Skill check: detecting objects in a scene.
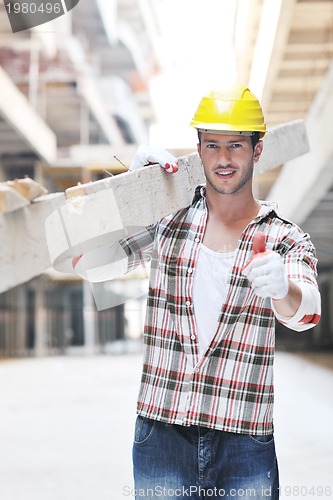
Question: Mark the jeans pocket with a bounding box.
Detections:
[249,433,274,445]
[134,416,156,445]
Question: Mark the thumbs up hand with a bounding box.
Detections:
[242,232,289,300]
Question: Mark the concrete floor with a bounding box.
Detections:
[0,351,332,499]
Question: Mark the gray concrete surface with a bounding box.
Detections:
[0,352,332,499]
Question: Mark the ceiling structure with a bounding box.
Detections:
[234,0,333,268]
[236,0,333,166]
[236,0,333,126]
[0,0,161,160]
[0,0,332,269]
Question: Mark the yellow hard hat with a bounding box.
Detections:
[190,83,266,138]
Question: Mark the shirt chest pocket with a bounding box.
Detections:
[158,238,198,298]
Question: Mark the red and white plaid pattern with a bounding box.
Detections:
[120,186,320,435]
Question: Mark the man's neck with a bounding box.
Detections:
[205,187,260,224]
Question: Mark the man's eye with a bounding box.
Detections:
[230,143,242,149]
[207,143,218,149]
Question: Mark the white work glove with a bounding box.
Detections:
[242,232,289,300]
[130,145,178,174]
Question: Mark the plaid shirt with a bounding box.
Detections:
[99,186,320,434]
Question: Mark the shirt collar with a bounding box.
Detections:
[254,200,281,221]
[192,185,282,221]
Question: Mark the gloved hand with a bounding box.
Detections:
[130,145,178,174]
[242,232,289,300]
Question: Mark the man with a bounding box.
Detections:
[73,84,321,499]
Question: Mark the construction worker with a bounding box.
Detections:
[73,84,321,499]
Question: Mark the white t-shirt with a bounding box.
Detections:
[192,244,236,358]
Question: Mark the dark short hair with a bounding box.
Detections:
[250,132,260,149]
[197,130,260,150]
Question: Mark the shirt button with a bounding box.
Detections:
[187,268,193,274]
[185,300,192,307]
[195,237,200,243]
[191,335,196,341]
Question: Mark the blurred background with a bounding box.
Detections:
[1,0,333,356]
[0,0,332,498]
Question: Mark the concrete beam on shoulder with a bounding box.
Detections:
[47,120,309,274]
[0,193,65,293]
[0,120,309,291]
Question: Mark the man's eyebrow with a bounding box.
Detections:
[202,138,219,143]
[202,138,247,144]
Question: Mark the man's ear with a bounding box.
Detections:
[253,140,263,163]
[197,142,201,158]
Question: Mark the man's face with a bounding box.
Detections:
[197,133,263,196]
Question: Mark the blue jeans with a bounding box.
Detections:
[132,417,279,499]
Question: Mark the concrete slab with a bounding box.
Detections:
[0,352,331,499]
[0,120,309,291]
[0,192,66,293]
[49,120,309,274]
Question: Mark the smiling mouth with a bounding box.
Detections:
[215,169,236,178]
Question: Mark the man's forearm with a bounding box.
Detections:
[272,280,302,318]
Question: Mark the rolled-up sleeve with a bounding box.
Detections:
[272,229,321,331]
[74,224,156,283]
[272,281,321,331]
[75,242,129,282]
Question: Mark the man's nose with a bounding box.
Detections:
[217,146,231,165]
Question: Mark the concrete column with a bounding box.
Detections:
[328,273,333,345]
[80,101,90,145]
[15,286,28,356]
[34,279,48,357]
[29,38,39,111]
[33,161,45,187]
[83,281,97,354]
[0,161,5,182]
